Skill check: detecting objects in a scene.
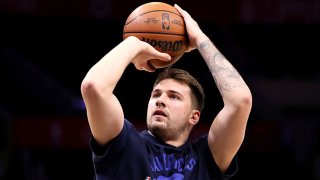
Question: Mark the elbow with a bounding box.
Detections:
[241,92,252,108]
[230,90,252,111]
[81,73,114,100]
[237,91,253,113]
[80,77,99,98]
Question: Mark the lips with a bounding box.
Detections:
[153,109,167,117]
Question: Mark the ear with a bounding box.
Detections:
[189,110,200,125]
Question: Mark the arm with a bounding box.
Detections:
[175,4,252,172]
[80,36,171,146]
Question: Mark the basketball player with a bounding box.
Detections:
[81,4,252,180]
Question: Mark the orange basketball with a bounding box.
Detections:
[123,2,188,69]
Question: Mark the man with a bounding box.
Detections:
[81,4,252,180]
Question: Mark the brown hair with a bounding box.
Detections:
[154,67,205,112]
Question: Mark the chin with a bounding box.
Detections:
[150,127,167,139]
[148,120,167,133]
[149,121,166,129]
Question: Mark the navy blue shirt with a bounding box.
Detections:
[90,119,238,180]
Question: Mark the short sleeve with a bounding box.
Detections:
[221,155,238,179]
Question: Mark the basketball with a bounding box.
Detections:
[123,2,188,69]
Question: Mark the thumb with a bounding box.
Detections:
[157,52,172,62]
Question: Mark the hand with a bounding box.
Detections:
[130,37,172,72]
[174,4,208,52]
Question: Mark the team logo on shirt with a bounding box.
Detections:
[148,153,196,179]
[146,173,184,180]
[157,173,184,179]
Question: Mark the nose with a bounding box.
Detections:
[156,99,165,108]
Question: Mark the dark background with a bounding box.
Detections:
[1,0,320,179]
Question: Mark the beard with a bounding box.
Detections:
[147,117,188,142]
[148,121,171,140]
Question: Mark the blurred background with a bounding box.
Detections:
[1,0,320,179]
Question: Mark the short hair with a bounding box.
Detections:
[153,67,205,112]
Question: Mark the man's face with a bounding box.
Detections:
[146,79,194,140]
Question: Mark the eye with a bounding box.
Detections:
[152,92,161,98]
[169,94,180,100]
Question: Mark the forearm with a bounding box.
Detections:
[81,37,140,145]
[82,36,140,93]
[197,38,250,104]
[199,38,252,172]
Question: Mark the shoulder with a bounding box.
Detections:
[90,119,142,156]
[192,134,239,178]
[192,134,209,148]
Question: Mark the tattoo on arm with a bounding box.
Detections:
[199,40,244,96]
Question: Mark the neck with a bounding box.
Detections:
[148,130,189,147]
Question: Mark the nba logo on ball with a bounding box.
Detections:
[123,2,188,69]
[162,13,170,30]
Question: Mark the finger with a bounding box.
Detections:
[185,48,191,53]
[174,4,188,18]
[133,63,143,70]
[174,4,182,13]
[145,62,156,72]
[155,52,172,62]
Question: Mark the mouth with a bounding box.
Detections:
[153,109,167,117]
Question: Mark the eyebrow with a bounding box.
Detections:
[152,89,183,97]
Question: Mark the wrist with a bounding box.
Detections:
[125,36,140,44]
[195,33,210,47]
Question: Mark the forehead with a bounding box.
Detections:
[153,79,190,94]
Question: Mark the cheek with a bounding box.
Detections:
[177,105,192,116]
[148,99,154,108]
[147,100,154,113]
